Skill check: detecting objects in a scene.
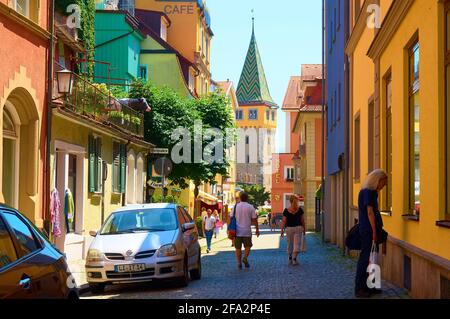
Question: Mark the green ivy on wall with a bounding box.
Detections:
[55,0,95,79]
[76,0,95,80]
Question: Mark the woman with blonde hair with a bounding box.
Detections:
[280,195,306,266]
[355,169,388,298]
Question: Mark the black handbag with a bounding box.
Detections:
[345,224,362,251]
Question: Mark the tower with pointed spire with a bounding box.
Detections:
[235,17,278,191]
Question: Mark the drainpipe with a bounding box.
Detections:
[122,139,132,207]
[321,0,326,243]
[344,0,351,256]
[45,0,55,233]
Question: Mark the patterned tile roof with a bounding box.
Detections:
[236,22,278,108]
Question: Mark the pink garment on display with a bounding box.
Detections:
[50,188,62,238]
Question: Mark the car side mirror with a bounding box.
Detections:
[89,230,98,237]
[182,223,195,232]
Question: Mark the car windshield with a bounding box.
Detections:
[100,208,178,235]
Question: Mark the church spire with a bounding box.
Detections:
[236,14,277,108]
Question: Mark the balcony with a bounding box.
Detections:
[55,71,144,137]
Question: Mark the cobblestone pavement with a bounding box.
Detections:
[81,227,409,299]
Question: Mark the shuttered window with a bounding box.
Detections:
[88,135,102,193]
[112,141,127,194]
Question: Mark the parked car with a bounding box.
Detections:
[0,204,78,299]
[85,203,201,293]
[257,214,268,225]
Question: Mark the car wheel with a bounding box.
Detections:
[190,250,202,280]
[89,283,106,294]
[177,256,189,287]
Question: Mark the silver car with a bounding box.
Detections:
[85,204,201,293]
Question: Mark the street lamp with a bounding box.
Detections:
[56,69,74,95]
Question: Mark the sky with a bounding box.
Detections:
[208,0,323,153]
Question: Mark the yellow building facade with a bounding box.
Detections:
[135,0,213,96]
[348,0,450,298]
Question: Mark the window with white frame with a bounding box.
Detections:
[161,19,168,41]
[11,0,29,18]
[285,167,295,181]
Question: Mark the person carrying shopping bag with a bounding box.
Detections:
[354,169,388,298]
[280,195,306,266]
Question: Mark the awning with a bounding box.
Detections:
[197,191,219,205]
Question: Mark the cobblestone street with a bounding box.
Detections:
[81,227,409,299]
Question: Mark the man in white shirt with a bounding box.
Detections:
[202,209,216,253]
[233,192,259,269]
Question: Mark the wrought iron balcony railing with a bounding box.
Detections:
[56,71,144,137]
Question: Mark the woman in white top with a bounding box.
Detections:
[202,209,216,253]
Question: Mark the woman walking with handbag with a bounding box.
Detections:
[280,195,306,266]
[354,169,388,298]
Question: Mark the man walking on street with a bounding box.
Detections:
[233,192,259,269]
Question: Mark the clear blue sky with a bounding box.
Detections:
[208,0,322,153]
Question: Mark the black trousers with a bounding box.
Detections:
[355,230,378,291]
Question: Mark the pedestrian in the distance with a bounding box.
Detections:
[233,192,260,269]
[280,195,306,266]
[213,209,221,238]
[355,169,388,298]
[202,209,216,253]
[267,212,272,231]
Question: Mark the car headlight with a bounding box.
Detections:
[157,244,177,257]
[87,249,104,263]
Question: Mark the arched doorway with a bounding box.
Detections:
[1,88,39,223]
[126,150,136,204]
[2,103,20,208]
[136,153,144,204]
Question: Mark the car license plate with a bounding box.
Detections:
[114,264,146,273]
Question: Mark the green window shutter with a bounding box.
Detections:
[96,138,102,192]
[88,135,95,193]
[120,144,127,194]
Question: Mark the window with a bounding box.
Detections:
[11,0,29,18]
[368,100,374,173]
[354,113,361,181]
[235,110,243,120]
[445,2,450,220]
[408,40,420,215]
[385,75,393,211]
[139,65,148,81]
[112,142,126,194]
[161,19,168,41]
[2,212,39,257]
[0,216,18,269]
[246,155,250,164]
[248,109,258,120]
[189,70,195,92]
[272,111,275,121]
[245,136,249,144]
[266,110,270,121]
[88,135,102,193]
[285,167,295,181]
[58,41,66,68]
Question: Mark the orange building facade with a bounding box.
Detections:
[271,153,296,215]
[0,0,50,228]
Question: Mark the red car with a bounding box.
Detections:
[0,204,78,299]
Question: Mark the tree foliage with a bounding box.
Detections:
[239,184,271,209]
[128,80,236,190]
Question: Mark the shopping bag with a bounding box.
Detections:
[300,232,306,252]
[369,242,378,265]
[293,232,301,254]
[227,204,238,240]
[367,242,381,289]
[345,223,361,250]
